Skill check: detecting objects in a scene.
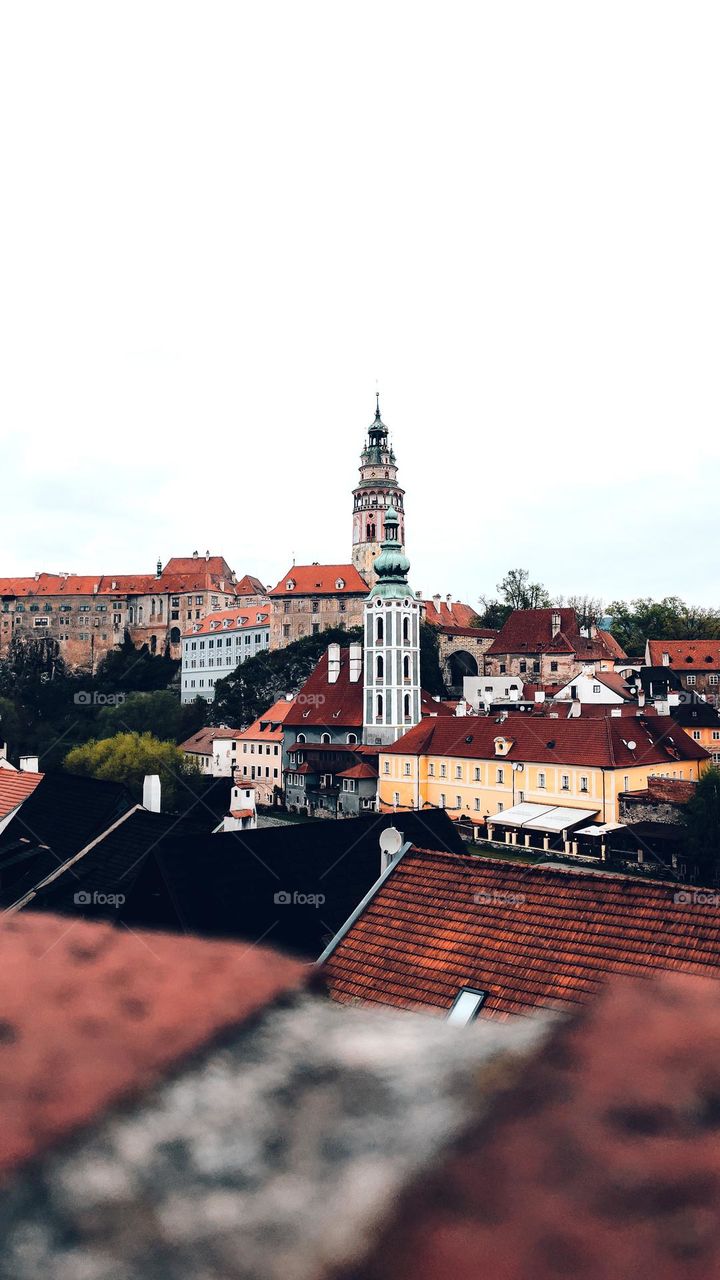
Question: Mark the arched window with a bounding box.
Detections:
[297,733,306,744]
[321,732,331,744]
[402,616,409,643]
[376,616,384,643]
[404,693,411,719]
[376,654,384,679]
[367,521,376,540]
[347,733,358,745]
[376,693,383,720]
[403,655,410,679]
[151,598,156,616]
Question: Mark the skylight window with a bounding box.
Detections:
[447,988,486,1026]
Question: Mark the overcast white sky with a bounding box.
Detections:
[1,3,719,609]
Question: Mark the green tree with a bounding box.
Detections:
[94,634,179,693]
[212,626,363,726]
[607,597,720,658]
[64,731,201,811]
[496,568,551,611]
[419,621,446,697]
[95,690,185,742]
[474,600,511,629]
[683,767,720,884]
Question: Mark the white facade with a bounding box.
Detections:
[553,671,626,704]
[222,781,258,832]
[363,595,422,746]
[464,675,526,710]
[181,609,270,703]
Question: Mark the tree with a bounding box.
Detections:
[94,691,186,742]
[555,595,604,628]
[496,568,551,611]
[419,622,446,697]
[212,627,364,726]
[683,767,720,884]
[64,731,201,811]
[606,597,720,658]
[94,634,179,693]
[475,599,511,630]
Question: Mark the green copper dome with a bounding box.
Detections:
[368,507,413,599]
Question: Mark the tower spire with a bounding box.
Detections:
[375,390,381,421]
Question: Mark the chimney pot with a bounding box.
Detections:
[143,774,162,812]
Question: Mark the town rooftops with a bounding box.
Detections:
[181,605,270,637]
[647,639,720,669]
[180,726,244,755]
[0,768,44,822]
[284,648,364,728]
[269,564,369,596]
[0,557,264,600]
[321,849,720,1019]
[383,713,708,768]
[235,573,267,596]
[236,698,295,742]
[487,608,627,661]
[422,599,480,628]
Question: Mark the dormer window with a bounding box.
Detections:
[335,578,345,590]
[286,579,295,591]
[493,736,513,757]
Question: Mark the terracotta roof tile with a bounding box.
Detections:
[422,600,480,628]
[181,605,270,636]
[488,608,627,661]
[647,639,720,669]
[236,698,295,742]
[284,648,364,728]
[180,726,244,754]
[0,769,44,821]
[323,851,720,1019]
[0,911,308,1174]
[268,564,369,596]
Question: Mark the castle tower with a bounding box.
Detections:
[363,507,421,747]
[352,395,405,587]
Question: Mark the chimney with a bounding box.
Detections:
[156,559,162,578]
[19,755,39,773]
[0,743,7,762]
[569,698,582,718]
[205,550,210,561]
[655,697,669,717]
[638,690,646,707]
[143,774,162,812]
[433,594,441,613]
[551,611,561,637]
[534,691,545,703]
[610,708,623,718]
[349,642,362,683]
[327,642,341,684]
[193,550,199,558]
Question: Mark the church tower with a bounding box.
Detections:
[352,395,405,587]
[363,506,421,747]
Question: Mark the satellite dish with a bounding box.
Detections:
[379,827,403,857]
[627,740,637,751]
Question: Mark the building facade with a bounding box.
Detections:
[646,640,720,707]
[234,697,294,806]
[0,556,266,669]
[268,564,368,648]
[485,608,627,687]
[363,507,422,747]
[180,605,270,704]
[377,714,708,827]
[352,395,405,586]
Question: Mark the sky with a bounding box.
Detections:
[1,2,719,611]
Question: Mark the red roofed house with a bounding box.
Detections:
[179,725,246,777]
[646,639,720,706]
[486,607,627,689]
[377,713,708,836]
[320,849,720,1020]
[0,553,268,669]
[180,604,271,704]
[268,563,369,648]
[0,765,44,836]
[235,697,294,806]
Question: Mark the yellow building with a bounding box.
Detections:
[378,714,708,831]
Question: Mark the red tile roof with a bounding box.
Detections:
[0,557,248,601]
[383,713,707,768]
[180,726,244,754]
[0,912,307,1174]
[181,605,270,637]
[488,608,627,661]
[0,769,44,821]
[284,648,364,728]
[422,599,480,628]
[269,564,369,596]
[322,851,720,1019]
[236,698,295,743]
[356,971,720,1280]
[647,639,720,669]
[337,761,379,780]
[235,573,267,596]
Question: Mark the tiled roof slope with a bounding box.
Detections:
[0,769,43,821]
[284,648,364,727]
[323,851,720,1018]
[235,573,267,595]
[384,713,707,767]
[488,608,627,661]
[182,605,270,636]
[269,564,369,596]
[422,600,480,628]
[180,726,243,754]
[647,639,720,669]
[237,698,295,741]
[0,911,307,1174]
[355,972,720,1280]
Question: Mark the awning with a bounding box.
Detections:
[489,803,598,832]
[574,822,626,837]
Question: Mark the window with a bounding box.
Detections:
[496,767,504,784]
[687,675,696,685]
[499,663,506,674]
[440,763,447,778]
[580,775,589,793]
[439,793,446,808]
[561,774,570,791]
[519,660,527,674]
[474,797,481,811]
[710,675,719,686]
[713,731,720,741]
[550,661,558,673]
[321,733,331,744]
[403,693,411,719]
[376,693,383,719]
[474,767,480,781]
[517,790,525,803]
[376,654,384,679]
[403,655,410,680]
[455,765,462,780]
[538,771,546,789]
[404,762,411,776]
[402,617,409,643]
[347,733,358,745]
[593,684,601,694]
[428,762,435,777]
[376,616,384,643]
[447,987,487,1025]
[384,761,390,774]
[393,791,400,806]
[456,795,462,809]
[693,730,701,741]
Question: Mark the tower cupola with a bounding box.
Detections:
[352,394,406,587]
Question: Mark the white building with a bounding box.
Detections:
[363,507,422,747]
[181,605,270,704]
[463,675,526,711]
[180,726,245,777]
[221,781,258,832]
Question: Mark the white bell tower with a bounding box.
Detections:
[363,507,421,746]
